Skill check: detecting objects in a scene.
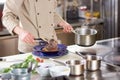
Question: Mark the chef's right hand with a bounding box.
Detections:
[13,26,35,44]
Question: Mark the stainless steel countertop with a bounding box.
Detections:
[32,65,120,80]
[31,37,120,80]
[32,61,120,80]
[1,38,119,80]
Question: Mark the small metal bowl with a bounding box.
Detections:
[11,68,31,80]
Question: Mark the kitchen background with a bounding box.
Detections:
[0,0,120,56]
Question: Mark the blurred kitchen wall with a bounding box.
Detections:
[100,0,119,38]
[79,0,120,39]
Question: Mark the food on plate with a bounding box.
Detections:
[42,39,58,52]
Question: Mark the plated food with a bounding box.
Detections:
[33,44,68,58]
[33,38,68,58]
[42,39,58,52]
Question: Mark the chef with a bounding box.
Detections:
[2,0,73,53]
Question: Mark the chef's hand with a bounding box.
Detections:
[58,21,73,33]
[13,26,35,44]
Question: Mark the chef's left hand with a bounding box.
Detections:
[59,21,73,33]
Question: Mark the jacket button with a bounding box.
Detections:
[36,0,38,2]
[52,35,54,38]
[51,24,54,26]
[37,13,40,15]
[39,26,41,28]
[49,11,52,14]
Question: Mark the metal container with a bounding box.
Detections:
[85,55,101,71]
[66,60,84,76]
[75,52,101,71]
[11,68,31,80]
[74,28,97,47]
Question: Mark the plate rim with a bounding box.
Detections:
[32,50,68,59]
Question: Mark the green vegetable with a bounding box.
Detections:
[21,62,29,68]
[1,55,38,74]
[1,68,11,73]
[10,63,22,68]
[27,55,33,59]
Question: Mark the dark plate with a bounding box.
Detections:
[32,44,68,58]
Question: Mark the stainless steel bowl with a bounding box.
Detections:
[66,60,84,76]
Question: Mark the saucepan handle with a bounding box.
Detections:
[75,52,86,59]
[49,58,67,66]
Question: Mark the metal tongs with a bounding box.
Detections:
[34,38,48,46]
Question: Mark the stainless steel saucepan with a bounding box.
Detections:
[66,60,84,76]
[75,52,101,71]
[72,28,97,47]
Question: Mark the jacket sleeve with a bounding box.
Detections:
[2,0,19,35]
